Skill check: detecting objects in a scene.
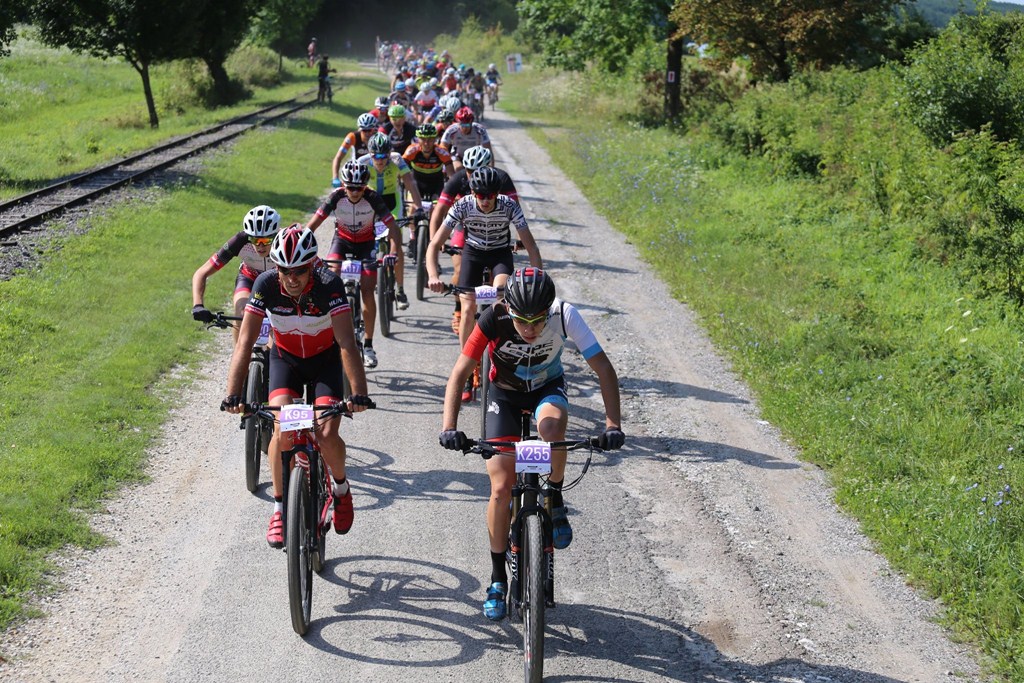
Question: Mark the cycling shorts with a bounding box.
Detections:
[327,236,378,278]
[268,343,345,404]
[234,270,257,297]
[458,245,514,289]
[485,377,569,441]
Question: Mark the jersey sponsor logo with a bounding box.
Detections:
[496,338,556,361]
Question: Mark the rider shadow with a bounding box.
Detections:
[540,257,636,275]
[367,369,448,406]
[543,603,908,683]
[626,435,800,471]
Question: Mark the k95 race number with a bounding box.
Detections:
[280,404,314,432]
[515,440,552,474]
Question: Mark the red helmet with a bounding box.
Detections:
[454,106,475,124]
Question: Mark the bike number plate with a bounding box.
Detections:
[340,259,361,281]
[475,285,498,306]
[256,318,271,346]
[422,200,433,214]
[280,404,314,432]
[374,221,389,239]
[515,440,551,474]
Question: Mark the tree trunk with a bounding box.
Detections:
[665,34,684,122]
[203,55,233,105]
[137,61,160,128]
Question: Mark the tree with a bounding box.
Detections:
[251,0,323,71]
[517,0,672,73]
[0,0,31,58]
[669,0,903,82]
[33,0,198,127]
[184,0,262,105]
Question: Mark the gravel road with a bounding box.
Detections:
[0,104,986,682]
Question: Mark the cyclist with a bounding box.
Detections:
[306,161,403,369]
[438,267,625,620]
[222,225,372,548]
[316,54,335,103]
[413,78,439,121]
[387,80,412,109]
[331,113,379,187]
[427,167,542,400]
[440,107,491,167]
[380,104,417,155]
[402,123,454,257]
[307,38,317,68]
[484,63,502,101]
[428,146,518,335]
[192,205,281,342]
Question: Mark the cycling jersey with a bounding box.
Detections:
[246,266,350,358]
[414,89,438,110]
[463,300,603,393]
[381,120,416,155]
[313,187,394,243]
[388,91,412,109]
[485,69,501,84]
[208,231,274,281]
[441,194,528,251]
[440,123,490,161]
[437,167,518,208]
[356,152,412,200]
[337,130,371,162]
[402,143,452,196]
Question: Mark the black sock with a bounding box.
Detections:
[490,551,507,585]
[546,478,564,509]
[364,339,373,349]
[454,299,462,312]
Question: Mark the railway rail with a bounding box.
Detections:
[0,92,315,241]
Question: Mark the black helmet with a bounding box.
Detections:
[505,268,555,318]
[468,166,501,195]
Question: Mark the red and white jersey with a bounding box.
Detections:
[245,266,350,358]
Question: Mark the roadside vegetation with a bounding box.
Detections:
[498,9,1024,680]
[0,66,388,635]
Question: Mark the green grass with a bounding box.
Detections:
[501,68,1024,679]
[0,31,361,199]
[0,68,389,633]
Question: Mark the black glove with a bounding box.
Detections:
[439,429,468,451]
[192,305,214,323]
[349,394,374,408]
[598,426,625,450]
[220,395,243,411]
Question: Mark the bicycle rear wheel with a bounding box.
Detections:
[287,468,314,636]
[243,360,264,493]
[523,514,545,683]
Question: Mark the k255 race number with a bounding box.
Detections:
[515,440,551,474]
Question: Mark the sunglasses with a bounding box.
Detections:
[278,264,312,277]
[249,237,273,247]
[373,153,389,160]
[509,311,547,326]
[474,192,497,200]
[345,185,367,192]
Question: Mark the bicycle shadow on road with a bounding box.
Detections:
[543,603,908,683]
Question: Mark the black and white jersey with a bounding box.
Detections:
[441,194,529,251]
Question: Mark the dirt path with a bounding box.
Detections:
[0,103,985,683]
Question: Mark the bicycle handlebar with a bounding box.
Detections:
[462,437,602,458]
[240,399,377,423]
[206,312,242,330]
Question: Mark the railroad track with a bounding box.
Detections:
[0,93,316,241]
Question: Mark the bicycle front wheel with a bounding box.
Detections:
[479,352,491,440]
[287,468,313,636]
[377,266,392,337]
[523,514,545,683]
[243,360,264,493]
[415,221,429,300]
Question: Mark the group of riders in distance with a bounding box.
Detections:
[191,41,625,636]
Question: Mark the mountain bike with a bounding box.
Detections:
[244,397,375,636]
[414,201,434,301]
[323,257,366,395]
[461,428,600,683]
[206,312,273,492]
[486,81,499,109]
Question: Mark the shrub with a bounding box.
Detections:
[226,45,282,89]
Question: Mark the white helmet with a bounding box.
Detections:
[462,146,493,171]
[242,205,281,238]
[489,63,496,70]
[404,77,416,90]
[270,224,318,268]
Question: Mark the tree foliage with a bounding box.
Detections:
[0,0,31,57]
[251,0,322,66]
[517,0,672,72]
[670,0,903,82]
[183,0,262,105]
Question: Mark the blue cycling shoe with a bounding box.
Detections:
[483,582,507,621]
[551,506,573,550]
